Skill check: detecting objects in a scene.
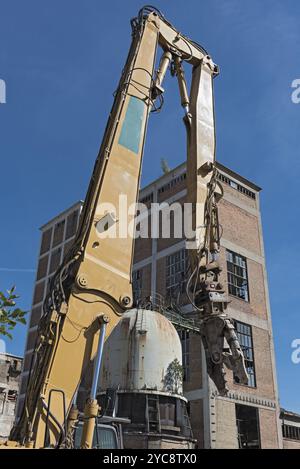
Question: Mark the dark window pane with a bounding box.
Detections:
[236,404,261,449]
[132,269,143,304]
[178,330,190,382]
[234,320,256,388]
[166,249,187,299]
[66,210,79,239]
[40,228,52,255]
[36,255,48,280]
[226,250,249,302]
[49,247,62,274]
[33,281,45,305]
[52,220,65,247]
[282,424,300,441]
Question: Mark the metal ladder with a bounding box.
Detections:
[146,394,161,433]
[182,402,193,438]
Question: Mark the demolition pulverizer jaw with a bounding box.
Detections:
[193,269,249,396]
[197,279,230,395]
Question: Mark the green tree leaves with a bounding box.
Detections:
[0,286,27,339]
[163,358,184,394]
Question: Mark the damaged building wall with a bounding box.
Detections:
[0,353,23,440]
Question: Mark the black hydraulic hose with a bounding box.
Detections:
[41,399,65,448]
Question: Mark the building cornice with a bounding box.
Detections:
[140,160,261,195]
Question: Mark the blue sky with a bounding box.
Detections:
[0,1,299,412]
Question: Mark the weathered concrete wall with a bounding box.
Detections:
[0,353,23,438]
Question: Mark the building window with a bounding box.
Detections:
[26,330,37,352]
[234,321,256,388]
[140,193,153,204]
[282,424,300,440]
[49,247,62,274]
[226,250,249,302]
[218,173,256,200]
[30,306,43,328]
[166,249,187,299]
[52,219,65,247]
[66,210,79,239]
[36,255,49,281]
[40,228,52,255]
[178,330,190,382]
[132,269,143,304]
[236,404,261,449]
[7,390,17,402]
[33,281,45,305]
[158,173,186,194]
[46,275,54,295]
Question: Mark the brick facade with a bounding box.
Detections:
[133,162,282,449]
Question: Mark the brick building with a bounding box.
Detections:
[17,162,283,448]
[0,353,23,439]
[132,161,282,449]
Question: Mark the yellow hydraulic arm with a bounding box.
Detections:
[11,6,247,449]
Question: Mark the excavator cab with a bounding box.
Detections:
[73,416,129,449]
[73,421,119,449]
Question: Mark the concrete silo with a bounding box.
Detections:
[98,308,195,449]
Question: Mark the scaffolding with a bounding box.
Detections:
[136,293,201,334]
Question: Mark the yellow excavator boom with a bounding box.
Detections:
[10,6,247,449]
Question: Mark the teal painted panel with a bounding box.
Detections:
[118,96,145,154]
